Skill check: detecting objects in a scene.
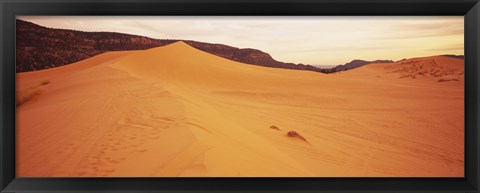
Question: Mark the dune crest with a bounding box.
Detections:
[17,42,464,177]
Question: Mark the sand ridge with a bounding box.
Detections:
[16,41,464,177]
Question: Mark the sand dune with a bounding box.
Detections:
[16,41,464,177]
[342,56,464,82]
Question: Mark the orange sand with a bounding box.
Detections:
[16,42,464,177]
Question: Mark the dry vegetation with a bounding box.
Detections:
[286,131,308,143]
[269,125,280,130]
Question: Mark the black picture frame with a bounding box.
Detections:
[1,0,479,192]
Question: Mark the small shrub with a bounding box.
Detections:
[40,80,50,86]
[286,131,308,143]
[269,125,280,130]
[438,78,459,82]
[399,74,416,79]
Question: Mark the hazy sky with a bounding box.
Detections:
[18,16,464,65]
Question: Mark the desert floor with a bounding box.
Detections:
[16,42,464,177]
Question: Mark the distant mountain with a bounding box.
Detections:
[322,59,394,73]
[313,65,336,69]
[16,19,324,73]
[182,41,324,73]
[440,54,465,60]
[16,19,166,72]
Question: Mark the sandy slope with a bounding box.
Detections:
[16,42,464,177]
